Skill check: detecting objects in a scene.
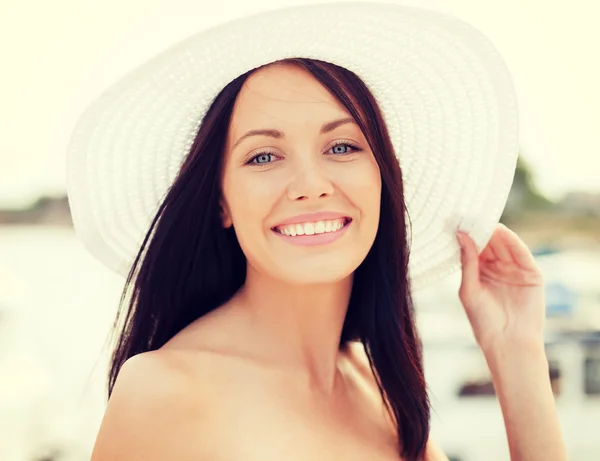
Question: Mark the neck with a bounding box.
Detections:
[232,264,354,394]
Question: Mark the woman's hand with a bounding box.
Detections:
[456,223,569,461]
[455,223,546,355]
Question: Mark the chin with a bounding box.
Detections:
[271,256,361,286]
[283,272,352,286]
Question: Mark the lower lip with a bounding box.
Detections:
[271,219,352,246]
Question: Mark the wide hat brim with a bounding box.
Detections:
[66,1,519,292]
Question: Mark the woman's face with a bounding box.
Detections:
[221,63,382,285]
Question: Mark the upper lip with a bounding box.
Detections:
[272,211,351,229]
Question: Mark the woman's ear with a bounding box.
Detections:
[219,198,233,228]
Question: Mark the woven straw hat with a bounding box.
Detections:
[66,1,519,291]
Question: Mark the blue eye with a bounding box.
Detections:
[330,141,359,155]
[246,140,360,166]
[250,153,274,165]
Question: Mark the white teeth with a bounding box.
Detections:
[275,218,348,236]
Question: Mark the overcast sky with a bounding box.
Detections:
[1,0,598,208]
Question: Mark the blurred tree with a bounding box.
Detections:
[502,153,554,223]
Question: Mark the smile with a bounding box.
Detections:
[273,217,351,236]
[271,218,352,247]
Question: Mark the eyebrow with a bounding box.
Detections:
[231,117,357,150]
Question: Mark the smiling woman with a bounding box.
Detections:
[65,2,566,461]
[101,57,428,460]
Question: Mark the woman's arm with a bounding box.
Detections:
[455,224,568,461]
[484,341,567,461]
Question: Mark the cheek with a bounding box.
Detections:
[223,170,284,252]
[338,160,382,217]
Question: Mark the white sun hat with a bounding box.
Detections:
[65,1,519,292]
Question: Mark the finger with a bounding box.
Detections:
[486,225,513,263]
[479,243,497,262]
[457,231,480,295]
[497,225,538,269]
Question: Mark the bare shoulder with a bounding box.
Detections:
[90,350,218,461]
[344,341,449,461]
[425,436,451,461]
[344,340,394,428]
[344,340,380,389]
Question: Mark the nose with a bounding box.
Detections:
[287,157,334,201]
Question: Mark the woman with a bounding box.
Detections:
[66,4,567,461]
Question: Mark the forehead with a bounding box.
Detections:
[228,64,348,134]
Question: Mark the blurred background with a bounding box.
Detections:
[1,0,598,460]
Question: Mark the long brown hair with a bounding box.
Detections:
[107,58,429,460]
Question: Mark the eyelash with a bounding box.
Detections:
[246,140,361,166]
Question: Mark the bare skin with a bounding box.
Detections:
[90,63,449,461]
[91,295,447,461]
